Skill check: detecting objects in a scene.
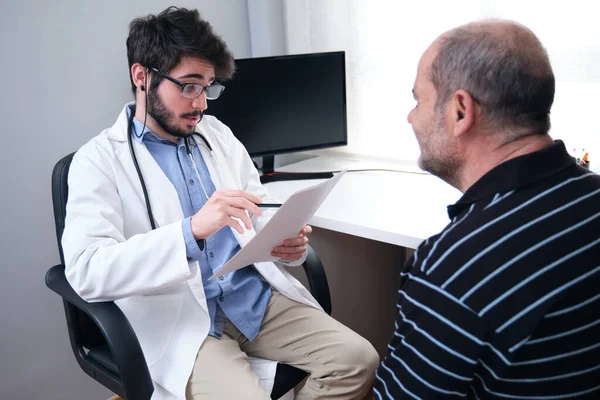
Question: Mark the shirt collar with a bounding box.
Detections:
[447,140,576,219]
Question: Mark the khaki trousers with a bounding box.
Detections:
[186,290,379,399]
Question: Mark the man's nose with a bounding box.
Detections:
[193,91,208,110]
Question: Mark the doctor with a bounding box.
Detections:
[62,6,378,400]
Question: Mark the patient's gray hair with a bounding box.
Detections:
[431,20,555,137]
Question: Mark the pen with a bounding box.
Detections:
[257,203,282,208]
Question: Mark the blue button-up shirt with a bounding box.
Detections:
[129,107,270,341]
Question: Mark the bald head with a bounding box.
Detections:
[430,19,555,138]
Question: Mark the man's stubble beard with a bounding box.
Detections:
[147,87,202,138]
[418,117,462,188]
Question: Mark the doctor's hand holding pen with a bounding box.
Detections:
[190,190,265,239]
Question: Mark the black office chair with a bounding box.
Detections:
[46,152,332,400]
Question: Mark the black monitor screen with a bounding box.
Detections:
[205,51,347,157]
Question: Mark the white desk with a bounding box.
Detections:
[265,155,462,249]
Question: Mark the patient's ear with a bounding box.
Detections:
[449,90,474,138]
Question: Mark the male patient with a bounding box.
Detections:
[62,6,377,400]
[375,19,600,399]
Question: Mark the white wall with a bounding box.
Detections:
[482,0,600,170]
[247,0,286,58]
[0,1,251,398]
[282,1,600,168]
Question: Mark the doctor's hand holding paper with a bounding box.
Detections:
[61,6,377,400]
[271,224,313,262]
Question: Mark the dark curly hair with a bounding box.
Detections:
[126,6,236,94]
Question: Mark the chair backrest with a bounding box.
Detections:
[51,152,74,265]
[52,152,106,348]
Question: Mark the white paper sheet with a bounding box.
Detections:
[209,170,347,279]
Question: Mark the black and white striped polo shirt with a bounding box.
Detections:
[375,140,600,399]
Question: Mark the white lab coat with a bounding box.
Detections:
[62,104,322,400]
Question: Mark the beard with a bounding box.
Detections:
[147,87,203,138]
[417,117,462,188]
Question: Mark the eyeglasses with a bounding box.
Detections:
[150,67,225,100]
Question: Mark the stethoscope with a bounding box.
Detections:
[127,107,217,230]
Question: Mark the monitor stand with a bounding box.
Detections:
[259,155,334,184]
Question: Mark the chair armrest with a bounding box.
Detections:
[46,264,153,400]
[301,245,332,315]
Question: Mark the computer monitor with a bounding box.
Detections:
[205,51,347,181]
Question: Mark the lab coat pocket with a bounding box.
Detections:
[116,293,184,366]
